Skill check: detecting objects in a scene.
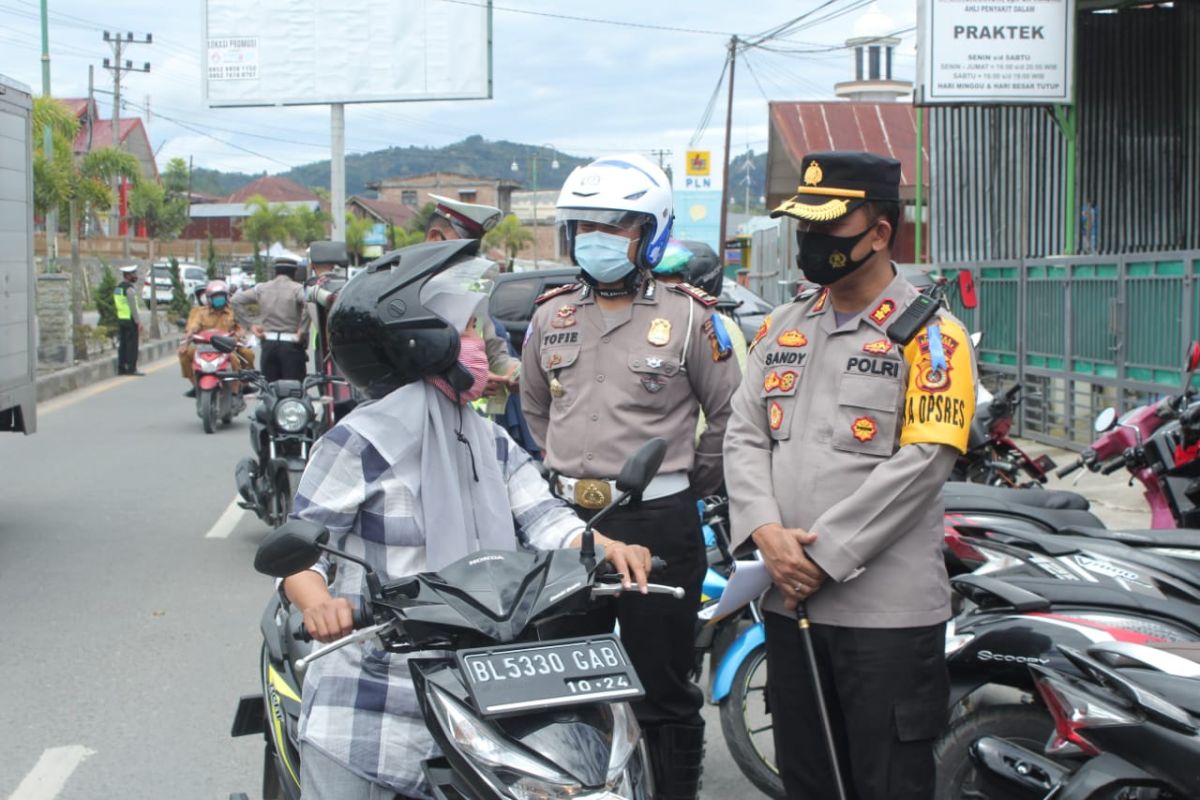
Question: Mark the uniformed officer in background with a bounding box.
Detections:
[232,257,310,382]
[115,265,144,375]
[520,154,741,800]
[724,151,977,800]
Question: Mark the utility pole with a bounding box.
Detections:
[717,35,737,268]
[39,0,57,266]
[650,148,673,185]
[102,30,151,243]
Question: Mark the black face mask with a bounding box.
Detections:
[796,222,878,286]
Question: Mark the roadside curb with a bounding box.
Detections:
[36,337,178,402]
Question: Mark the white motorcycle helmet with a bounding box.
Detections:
[556,154,674,276]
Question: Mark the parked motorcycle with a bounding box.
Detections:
[234,371,348,529]
[953,383,1058,488]
[967,640,1200,799]
[232,439,682,800]
[190,330,246,434]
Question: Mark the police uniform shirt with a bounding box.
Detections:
[724,268,977,627]
[521,280,740,496]
[232,274,311,335]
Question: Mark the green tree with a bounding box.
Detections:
[129,158,191,339]
[344,213,375,266]
[483,214,534,269]
[32,96,141,358]
[387,219,423,250]
[409,201,437,235]
[165,257,192,321]
[287,204,330,247]
[92,263,119,343]
[206,233,218,280]
[242,195,291,281]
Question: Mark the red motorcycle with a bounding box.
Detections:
[190,330,246,434]
[952,382,1057,487]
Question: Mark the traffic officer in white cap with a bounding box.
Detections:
[724,151,977,800]
[115,265,144,375]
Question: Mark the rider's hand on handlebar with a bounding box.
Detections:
[752,523,824,609]
[602,540,653,594]
[301,597,355,643]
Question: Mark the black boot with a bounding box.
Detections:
[183,387,196,398]
[643,723,705,800]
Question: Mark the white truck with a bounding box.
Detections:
[0,75,36,434]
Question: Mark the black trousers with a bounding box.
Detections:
[549,489,707,726]
[261,340,307,382]
[117,320,139,373]
[764,613,949,800]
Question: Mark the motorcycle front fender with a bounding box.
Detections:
[711,622,765,703]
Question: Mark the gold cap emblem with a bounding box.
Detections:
[803,160,823,186]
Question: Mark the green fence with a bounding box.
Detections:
[937,251,1200,449]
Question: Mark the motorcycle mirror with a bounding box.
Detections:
[1187,342,1200,376]
[1094,407,1118,434]
[254,519,330,578]
[616,437,668,494]
[970,331,983,347]
[211,334,238,354]
[957,270,978,310]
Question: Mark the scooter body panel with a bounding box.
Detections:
[711,622,765,703]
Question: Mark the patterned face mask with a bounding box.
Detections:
[428,333,489,404]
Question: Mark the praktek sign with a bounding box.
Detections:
[918,0,1075,105]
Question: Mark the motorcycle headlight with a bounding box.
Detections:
[273,398,311,433]
[428,686,580,790]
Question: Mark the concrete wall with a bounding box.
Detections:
[35,274,71,366]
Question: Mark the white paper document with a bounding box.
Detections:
[699,560,773,624]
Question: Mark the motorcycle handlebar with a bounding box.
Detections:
[293,605,373,642]
[1056,458,1085,478]
[1100,457,1127,476]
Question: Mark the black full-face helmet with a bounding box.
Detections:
[327,239,492,399]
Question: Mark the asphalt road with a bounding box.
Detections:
[0,361,756,800]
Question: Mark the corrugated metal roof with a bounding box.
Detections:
[769,101,927,189]
[227,176,318,204]
[189,200,319,219]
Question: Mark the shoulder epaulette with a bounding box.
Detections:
[669,282,719,307]
[535,283,579,305]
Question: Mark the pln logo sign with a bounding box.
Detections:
[685,150,712,189]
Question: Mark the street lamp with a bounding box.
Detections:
[511,144,559,266]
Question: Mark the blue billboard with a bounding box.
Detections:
[671,190,723,255]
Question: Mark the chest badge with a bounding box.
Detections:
[851,416,879,442]
[869,299,896,325]
[863,338,893,355]
[641,375,667,393]
[550,377,565,398]
[646,356,665,369]
[551,305,577,329]
[776,329,807,347]
[647,318,672,347]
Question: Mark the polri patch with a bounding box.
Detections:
[845,356,900,379]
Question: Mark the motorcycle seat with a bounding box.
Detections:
[1148,642,1200,666]
[944,482,1091,511]
[1060,526,1200,550]
[997,576,1200,637]
[944,495,1105,531]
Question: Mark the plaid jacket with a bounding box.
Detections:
[291,418,584,797]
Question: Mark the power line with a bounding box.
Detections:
[436,0,740,37]
[689,54,730,147]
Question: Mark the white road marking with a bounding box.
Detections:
[205,496,249,539]
[8,745,95,800]
[39,356,175,416]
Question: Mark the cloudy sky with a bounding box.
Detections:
[0,0,917,181]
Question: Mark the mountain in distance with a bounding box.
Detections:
[189,135,770,212]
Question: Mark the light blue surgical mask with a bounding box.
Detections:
[211,296,227,309]
[575,231,637,284]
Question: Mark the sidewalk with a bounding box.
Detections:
[1014,438,1152,530]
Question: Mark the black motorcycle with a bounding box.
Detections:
[233,371,347,528]
[232,439,682,800]
[967,639,1200,799]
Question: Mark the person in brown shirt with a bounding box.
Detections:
[178,280,255,397]
[724,151,977,800]
[520,154,740,800]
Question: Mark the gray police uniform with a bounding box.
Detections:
[724,269,978,800]
[520,277,740,733]
[233,274,311,382]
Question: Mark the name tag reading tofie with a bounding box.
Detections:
[457,635,644,716]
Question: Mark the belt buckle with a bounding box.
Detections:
[574,479,612,510]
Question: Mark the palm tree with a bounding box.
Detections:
[483,214,534,270]
[33,97,142,358]
[242,195,292,281]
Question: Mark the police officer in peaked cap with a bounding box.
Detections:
[724,151,978,799]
